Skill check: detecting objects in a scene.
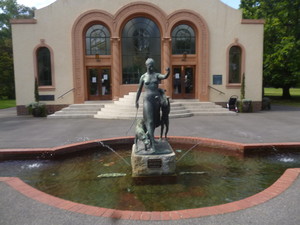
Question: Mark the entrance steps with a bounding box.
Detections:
[94,92,192,119]
[47,102,110,119]
[48,92,236,119]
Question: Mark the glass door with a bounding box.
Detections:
[87,67,111,100]
[172,66,195,99]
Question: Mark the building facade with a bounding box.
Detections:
[11,0,264,115]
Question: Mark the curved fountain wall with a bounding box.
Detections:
[1,136,300,221]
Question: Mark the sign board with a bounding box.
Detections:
[213,75,222,85]
[147,159,162,169]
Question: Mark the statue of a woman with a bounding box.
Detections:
[135,58,170,152]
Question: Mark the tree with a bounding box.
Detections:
[241,0,300,99]
[0,40,14,99]
[0,0,35,99]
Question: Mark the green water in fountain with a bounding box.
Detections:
[0,144,300,211]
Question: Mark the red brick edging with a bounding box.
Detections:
[0,169,299,220]
[1,136,300,220]
[1,136,300,159]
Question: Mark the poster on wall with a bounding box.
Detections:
[213,75,222,85]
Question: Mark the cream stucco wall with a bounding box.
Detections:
[12,23,36,105]
[12,0,264,108]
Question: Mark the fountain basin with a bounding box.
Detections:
[1,136,300,220]
[1,136,300,160]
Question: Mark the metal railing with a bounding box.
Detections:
[57,88,75,100]
[208,85,225,95]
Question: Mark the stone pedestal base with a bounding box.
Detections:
[131,141,176,177]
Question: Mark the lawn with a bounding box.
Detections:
[0,100,16,109]
[264,88,300,107]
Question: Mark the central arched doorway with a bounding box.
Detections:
[121,17,161,85]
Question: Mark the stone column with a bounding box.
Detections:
[162,37,172,97]
[111,37,121,100]
[73,42,85,104]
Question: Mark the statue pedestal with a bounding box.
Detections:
[131,140,176,177]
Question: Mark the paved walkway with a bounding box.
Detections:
[0,105,300,225]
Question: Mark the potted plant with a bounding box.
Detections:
[27,102,47,117]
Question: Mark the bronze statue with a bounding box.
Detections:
[159,89,170,140]
[135,119,150,151]
[135,58,170,152]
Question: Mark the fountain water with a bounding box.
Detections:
[96,141,131,167]
[177,141,201,162]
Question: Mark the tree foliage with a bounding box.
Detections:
[0,0,35,99]
[240,0,300,98]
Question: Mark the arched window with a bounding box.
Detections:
[172,24,195,54]
[229,46,242,83]
[122,17,161,84]
[86,24,110,55]
[37,47,52,86]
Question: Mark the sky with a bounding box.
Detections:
[17,0,241,9]
[221,0,240,9]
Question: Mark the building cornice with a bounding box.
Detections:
[10,19,37,24]
[241,19,265,24]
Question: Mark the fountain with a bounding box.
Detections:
[1,140,300,212]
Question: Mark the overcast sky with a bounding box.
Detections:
[17,0,240,9]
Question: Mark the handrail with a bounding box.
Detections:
[57,88,75,100]
[208,85,225,95]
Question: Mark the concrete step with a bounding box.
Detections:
[61,107,103,112]
[192,111,237,116]
[187,107,229,111]
[172,100,220,107]
[68,105,105,109]
[94,112,193,119]
[48,114,94,119]
[54,111,98,115]
[99,106,189,114]
[95,110,191,118]
[84,100,113,104]
[100,103,182,110]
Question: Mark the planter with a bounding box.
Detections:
[242,99,252,113]
[32,107,46,117]
[27,102,47,117]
